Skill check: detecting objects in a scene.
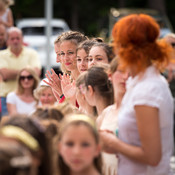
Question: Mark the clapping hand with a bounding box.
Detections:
[61,73,76,98]
[44,68,63,96]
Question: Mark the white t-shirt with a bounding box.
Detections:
[7,92,36,115]
[118,66,174,175]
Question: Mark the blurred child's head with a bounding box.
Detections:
[0,137,37,175]
[58,114,102,175]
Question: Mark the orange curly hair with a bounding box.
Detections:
[112,14,173,75]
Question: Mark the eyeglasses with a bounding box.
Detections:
[20,75,33,81]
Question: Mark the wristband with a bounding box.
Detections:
[59,95,65,103]
[60,94,64,99]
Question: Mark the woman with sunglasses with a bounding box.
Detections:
[6,67,39,116]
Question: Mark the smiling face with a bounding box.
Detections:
[88,46,109,68]
[77,49,88,73]
[60,40,77,72]
[20,70,34,90]
[39,87,56,107]
[59,124,99,174]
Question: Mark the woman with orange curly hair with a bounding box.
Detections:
[100,14,174,175]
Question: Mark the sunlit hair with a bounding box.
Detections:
[31,106,64,122]
[91,37,104,43]
[60,30,88,45]
[112,14,173,74]
[54,32,70,74]
[34,86,50,100]
[58,31,88,74]
[0,138,33,175]
[109,56,119,74]
[3,115,53,175]
[54,101,78,116]
[76,73,98,117]
[84,65,114,105]
[54,33,64,44]
[16,67,39,95]
[58,114,102,175]
[33,85,56,106]
[76,40,97,54]
[90,42,115,63]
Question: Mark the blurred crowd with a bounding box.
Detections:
[0,1,175,175]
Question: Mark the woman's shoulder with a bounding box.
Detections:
[6,92,18,103]
[102,104,116,113]
[136,74,168,94]
[7,91,17,98]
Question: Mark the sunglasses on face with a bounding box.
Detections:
[20,75,33,81]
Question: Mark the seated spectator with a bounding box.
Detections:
[6,67,39,116]
[0,27,41,118]
[34,78,57,108]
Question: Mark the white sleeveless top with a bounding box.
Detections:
[1,8,9,23]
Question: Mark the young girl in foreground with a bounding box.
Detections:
[58,114,102,175]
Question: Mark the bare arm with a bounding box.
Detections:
[0,9,13,27]
[7,103,17,116]
[100,105,161,166]
[0,68,19,81]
